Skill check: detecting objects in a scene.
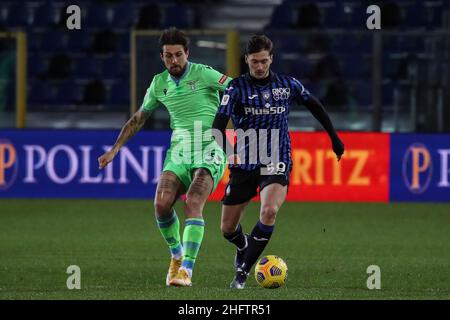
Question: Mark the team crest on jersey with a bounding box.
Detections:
[272,88,290,101]
[187,80,198,91]
[262,91,271,101]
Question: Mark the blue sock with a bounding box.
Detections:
[241,220,274,273]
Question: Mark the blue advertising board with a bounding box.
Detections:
[390,134,450,202]
[2,130,450,202]
[0,130,171,199]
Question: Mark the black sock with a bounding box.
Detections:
[241,221,274,273]
[223,224,247,250]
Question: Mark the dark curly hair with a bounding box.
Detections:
[159,27,190,53]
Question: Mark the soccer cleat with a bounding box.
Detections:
[166,257,182,286]
[234,234,249,270]
[230,268,249,289]
[169,268,192,287]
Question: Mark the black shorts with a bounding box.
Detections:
[222,168,290,205]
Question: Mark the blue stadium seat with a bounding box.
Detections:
[339,2,366,29]
[111,4,137,29]
[85,4,112,29]
[382,82,394,106]
[39,30,69,53]
[37,2,68,28]
[107,81,130,110]
[27,30,43,52]
[391,1,442,30]
[76,56,102,78]
[28,53,48,79]
[402,3,426,29]
[340,54,370,78]
[55,79,81,105]
[32,4,56,28]
[385,35,426,54]
[352,82,372,107]
[321,5,344,29]
[28,80,56,108]
[382,52,395,78]
[3,3,30,28]
[66,31,92,52]
[163,5,192,29]
[278,36,304,53]
[116,32,130,54]
[304,81,324,99]
[290,57,314,78]
[396,36,425,53]
[423,1,445,29]
[265,3,294,29]
[329,34,371,54]
[102,54,129,78]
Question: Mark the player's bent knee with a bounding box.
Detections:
[260,205,278,222]
[220,221,237,235]
[154,200,173,218]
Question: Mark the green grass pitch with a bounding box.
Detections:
[1,199,449,299]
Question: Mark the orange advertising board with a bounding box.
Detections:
[210,132,390,202]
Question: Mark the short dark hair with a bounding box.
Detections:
[246,35,273,55]
[159,27,189,53]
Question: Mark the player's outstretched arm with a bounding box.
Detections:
[303,95,345,161]
[98,110,150,169]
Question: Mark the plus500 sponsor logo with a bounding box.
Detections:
[402,143,450,193]
[244,106,286,115]
[1,144,165,187]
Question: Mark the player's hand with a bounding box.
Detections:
[332,137,344,162]
[98,149,117,169]
[227,154,241,165]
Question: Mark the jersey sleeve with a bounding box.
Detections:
[291,77,311,104]
[140,77,159,113]
[202,65,232,92]
[216,80,239,117]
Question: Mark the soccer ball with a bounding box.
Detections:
[254,255,288,289]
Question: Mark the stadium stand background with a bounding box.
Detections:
[0,0,449,131]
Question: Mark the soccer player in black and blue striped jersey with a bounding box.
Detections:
[212,35,345,289]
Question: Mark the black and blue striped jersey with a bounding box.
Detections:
[217,71,311,172]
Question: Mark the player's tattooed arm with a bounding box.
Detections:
[98,110,150,169]
[98,109,151,169]
[111,110,150,153]
[303,95,345,160]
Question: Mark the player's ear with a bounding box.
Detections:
[185,49,189,59]
[244,54,248,64]
[160,52,164,62]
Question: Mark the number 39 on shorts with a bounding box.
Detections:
[261,162,286,175]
